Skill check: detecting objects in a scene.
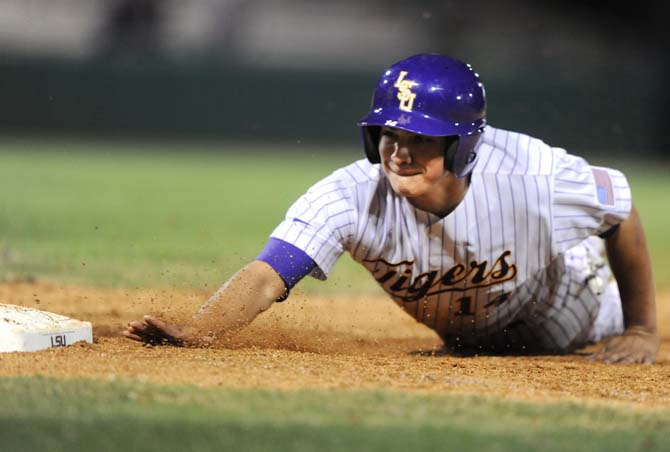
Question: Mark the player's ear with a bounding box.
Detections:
[443,136,459,172]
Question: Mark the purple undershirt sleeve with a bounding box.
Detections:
[256,237,317,302]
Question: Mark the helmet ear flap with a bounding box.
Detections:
[443,136,459,173]
[452,133,482,178]
[362,126,381,164]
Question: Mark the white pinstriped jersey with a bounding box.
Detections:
[270,126,632,352]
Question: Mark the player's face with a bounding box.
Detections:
[378,127,451,199]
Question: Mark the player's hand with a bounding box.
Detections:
[123,315,211,347]
[587,326,659,364]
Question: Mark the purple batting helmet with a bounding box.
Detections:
[358,54,487,178]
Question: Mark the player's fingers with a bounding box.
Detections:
[585,351,600,361]
[143,315,174,333]
[144,315,187,340]
[623,350,654,365]
[602,351,634,364]
[142,315,189,346]
[586,353,604,362]
[617,355,639,365]
[603,340,629,355]
[124,325,144,337]
[127,320,147,330]
[586,344,617,361]
[125,318,174,343]
[601,348,625,362]
[126,320,158,336]
[587,353,610,363]
[122,330,144,342]
[586,338,619,360]
[143,314,163,325]
[588,349,622,363]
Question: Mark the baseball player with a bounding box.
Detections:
[124,54,658,364]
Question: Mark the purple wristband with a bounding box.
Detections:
[257,238,317,301]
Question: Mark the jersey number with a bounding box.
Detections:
[455,292,510,316]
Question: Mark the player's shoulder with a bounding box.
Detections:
[307,159,382,195]
[474,126,567,177]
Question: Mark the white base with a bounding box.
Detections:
[0,304,93,352]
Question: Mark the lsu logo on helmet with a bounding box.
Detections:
[394,71,416,112]
[358,54,487,178]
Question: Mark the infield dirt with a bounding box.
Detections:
[1,282,669,409]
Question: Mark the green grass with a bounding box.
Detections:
[0,140,668,291]
[616,163,670,290]
[0,139,376,292]
[1,143,669,451]
[1,376,669,452]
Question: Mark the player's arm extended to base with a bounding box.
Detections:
[590,206,659,364]
[123,260,286,346]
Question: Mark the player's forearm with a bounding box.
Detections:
[189,260,286,338]
[605,206,656,331]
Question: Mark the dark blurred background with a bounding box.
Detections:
[0,0,667,157]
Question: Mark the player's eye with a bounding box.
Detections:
[381,130,397,139]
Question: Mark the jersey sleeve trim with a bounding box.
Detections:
[257,237,317,301]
